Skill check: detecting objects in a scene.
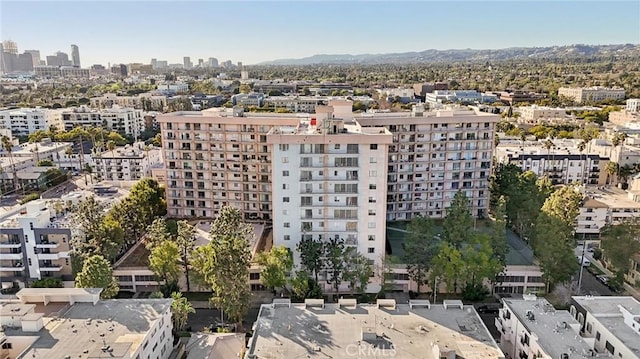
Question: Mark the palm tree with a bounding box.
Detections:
[605,162,619,185]
[170,292,195,333]
[106,140,116,156]
[543,139,554,179]
[1,136,18,194]
[578,140,587,185]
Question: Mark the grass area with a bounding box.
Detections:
[183,292,213,301]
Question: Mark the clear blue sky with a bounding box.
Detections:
[1,1,639,66]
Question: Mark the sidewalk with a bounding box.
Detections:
[590,258,640,300]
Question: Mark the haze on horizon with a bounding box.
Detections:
[1,1,638,66]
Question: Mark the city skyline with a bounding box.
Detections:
[1,1,638,67]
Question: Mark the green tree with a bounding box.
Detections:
[31,278,63,288]
[176,220,196,292]
[600,219,640,276]
[403,216,438,293]
[442,190,474,249]
[430,242,464,293]
[145,218,171,250]
[44,168,67,187]
[149,240,181,286]
[342,248,372,294]
[490,196,509,268]
[106,140,116,156]
[239,83,252,94]
[70,196,125,262]
[539,185,582,229]
[1,135,17,192]
[297,237,324,282]
[324,237,346,293]
[170,292,195,333]
[75,255,119,299]
[534,213,579,291]
[37,159,54,167]
[191,206,252,328]
[461,233,502,289]
[256,246,293,293]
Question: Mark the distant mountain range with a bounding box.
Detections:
[258,44,640,65]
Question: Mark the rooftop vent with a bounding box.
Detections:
[526,310,535,321]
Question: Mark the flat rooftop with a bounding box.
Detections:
[572,296,640,355]
[6,299,171,359]
[248,303,503,359]
[582,186,640,209]
[504,297,592,359]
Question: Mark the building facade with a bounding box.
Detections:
[558,86,626,104]
[90,92,167,111]
[61,106,144,137]
[0,108,49,136]
[93,144,162,181]
[268,111,392,283]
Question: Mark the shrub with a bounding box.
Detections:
[20,193,40,204]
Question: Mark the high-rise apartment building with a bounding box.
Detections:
[208,57,218,67]
[70,44,80,67]
[158,103,499,222]
[2,40,18,54]
[24,50,41,67]
[183,56,192,69]
[268,110,392,272]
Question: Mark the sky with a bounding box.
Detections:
[1,1,639,67]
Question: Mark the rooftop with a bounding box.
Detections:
[248,302,503,359]
[5,299,172,359]
[185,332,245,359]
[581,186,640,209]
[503,297,593,359]
[572,296,640,355]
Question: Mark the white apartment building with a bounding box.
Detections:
[357,104,499,219]
[268,110,392,288]
[0,108,55,136]
[264,96,327,113]
[0,200,73,289]
[570,296,640,359]
[156,82,189,93]
[61,106,144,137]
[495,139,608,185]
[517,105,568,121]
[93,143,162,181]
[0,288,173,359]
[558,86,626,104]
[496,295,594,359]
[90,92,167,111]
[578,186,640,238]
[626,99,640,113]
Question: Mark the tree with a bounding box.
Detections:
[191,206,252,328]
[577,140,588,184]
[70,196,125,262]
[170,292,195,333]
[37,159,54,167]
[44,168,67,188]
[606,162,619,185]
[239,83,252,94]
[256,245,293,293]
[460,233,502,290]
[176,220,196,292]
[1,135,17,192]
[296,237,324,282]
[600,219,640,276]
[324,237,346,293]
[342,248,372,294]
[149,240,181,286]
[31,278,63,288]
[533,213,579,291]
[146,218,171,250]
[490,196,509,268]
[75,255,119,299]
[403,216,438,293]
[539,185,582,229]
[290,271,322,302]
[106,140,116,156]
[430,242,464,294]
[442,190,474,249]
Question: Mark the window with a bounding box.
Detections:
[369,197,376,203]
[284,222,290,228]
[283,197,290,202]
[284,235,290,241]
[370,157,377,163]
[250,273,260,280]
[370,144,378,150]
[586,323,592,333]
[279,144,289,151]
[368,222,376,228]
[281,157,289,163]
[596,331,601,341]
[1,343,12,349]
[368,235,375,241]
[369,170,377,177]
[335,144,341,149]
[282,170,289,176]
[368,248,375,253]
[369,184,376,190]
[282,184,289,190]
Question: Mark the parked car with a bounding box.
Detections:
[596,275,609,284]
[476,304,502,314]
[577,256,591,267]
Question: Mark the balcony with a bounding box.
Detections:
[0,262,25,271]
[36,241,59,249]
[37,253,61,260]
[40,264,63,272]
[0,252,23,260]
[0,241,21,249]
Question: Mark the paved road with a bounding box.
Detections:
[576,268,615,296]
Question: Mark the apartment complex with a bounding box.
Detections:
[517,105,568,121]
[93,144,163,181]
[247,298,504,359]
[558,86,626,104]
[495,139,609,185]
[0,200,72,288]
[0,288,173,359]
[90,92,167,111]
[578,186,640,238]
[570,296,640,359]
[0,108,58,136]
[61,106,144,137]
[356,104,499,219]
[496,295,594,359]
[158,104,498,221]
[268,111,392,278]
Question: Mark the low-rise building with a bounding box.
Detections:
[558,86,626,104]
[0,200,73,289]
[570,296,640,359]
[578,186,640,238]
[247,298,504,359]
[90,92,167,111]
[495,139,609,185]
[0,288,173,359]
[626,99,640,113]
[425,90,498,105]
[0,108,51,136]
[517,105,568,121]
[264,95,327,113]
[61,106,144,137]
[497,90,546,105]
[496,295,594,359]
[232,92,264,107]
[93,143,162,181]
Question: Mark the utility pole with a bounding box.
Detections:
[576,235,587,295]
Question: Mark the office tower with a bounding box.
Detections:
[183,56,192,69]
[151,58,157,69]
[198,58,203,67]
[2,40,18,54]
[24,50,41,67]
[208,57,218,67]
[70,44,80,67]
